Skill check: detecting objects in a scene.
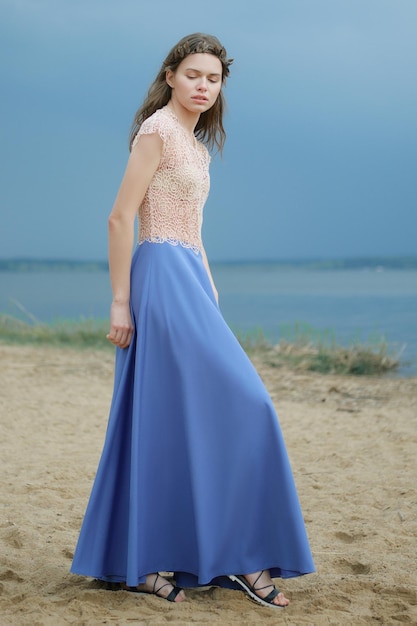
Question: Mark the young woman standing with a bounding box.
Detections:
[71,33,315,609]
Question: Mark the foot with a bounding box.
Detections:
[230,570,289,608]
[123,573,185,603]
[246,570,289,606]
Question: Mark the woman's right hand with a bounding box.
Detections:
[106,132,162,351]
[106,301,134,349]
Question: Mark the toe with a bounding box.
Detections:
[274,591,290,606]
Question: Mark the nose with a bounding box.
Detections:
[197,77,208,91]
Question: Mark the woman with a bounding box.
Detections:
[71,33,315,609]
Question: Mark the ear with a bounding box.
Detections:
[166,69,175,89]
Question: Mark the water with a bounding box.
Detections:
[1,266,416,375]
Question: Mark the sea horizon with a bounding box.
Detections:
[1,254,417,272]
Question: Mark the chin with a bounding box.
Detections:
[192,102,211,112]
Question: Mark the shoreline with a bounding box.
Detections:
[0,316,406,377]
[2,265,416,378]
[1,344,416,623]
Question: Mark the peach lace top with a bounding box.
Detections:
[132,106,211,254]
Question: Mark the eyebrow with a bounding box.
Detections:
[185,68,222,77]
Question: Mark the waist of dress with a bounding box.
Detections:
[137,236,202,255]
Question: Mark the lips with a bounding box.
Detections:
[192,96,208,103]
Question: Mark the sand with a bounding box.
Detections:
[0,343,416,625]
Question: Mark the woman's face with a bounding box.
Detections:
[166,53,223,115]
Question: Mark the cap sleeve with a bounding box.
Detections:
[131,110,171,149]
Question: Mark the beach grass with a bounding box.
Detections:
[0,314,400,375]
[0,314,110,350]
[237,322,400,376]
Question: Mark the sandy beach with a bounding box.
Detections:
[1,343,416,625]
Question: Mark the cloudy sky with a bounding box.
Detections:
[1,0,416,262]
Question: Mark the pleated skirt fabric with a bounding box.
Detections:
[70,241,315,588]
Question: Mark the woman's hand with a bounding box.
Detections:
[106,301,134,349]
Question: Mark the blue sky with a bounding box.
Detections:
[1,0,416,262]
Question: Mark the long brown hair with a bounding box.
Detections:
[129,33,233,153]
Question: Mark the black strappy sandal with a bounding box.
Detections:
[228,571,287,608]
[123,573,183,603]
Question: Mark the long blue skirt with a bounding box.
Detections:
[71,242,315,588]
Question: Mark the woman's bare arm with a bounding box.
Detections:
[106,133,162,349]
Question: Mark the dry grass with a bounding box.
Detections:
[238,324,400,375]
[0,315,400,375]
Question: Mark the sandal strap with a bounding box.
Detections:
[263,587,280,603]
[165,586,183,602]
[152,573,161,593]
[252,570,275,594]
[153,575,172,596]
[252,570,264,589]
[152,573,182,602]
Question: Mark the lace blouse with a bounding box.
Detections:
[132,106,211,254]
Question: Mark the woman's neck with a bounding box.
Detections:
[166,100,199,135]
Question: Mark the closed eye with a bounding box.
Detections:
[185,70,221,83]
